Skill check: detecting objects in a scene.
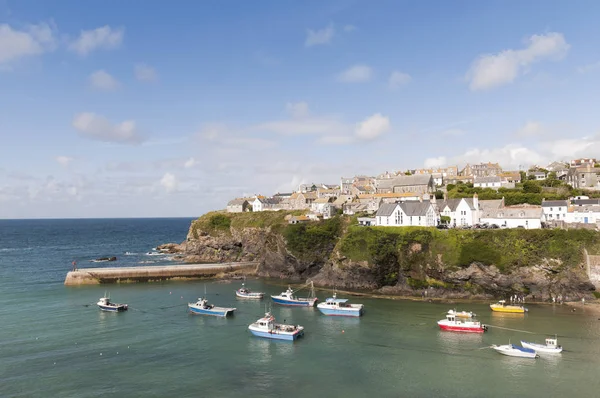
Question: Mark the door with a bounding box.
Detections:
[584,217,589,223]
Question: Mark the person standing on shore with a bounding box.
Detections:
[72,260,77,271]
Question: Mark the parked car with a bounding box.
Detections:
[436,224,449,229]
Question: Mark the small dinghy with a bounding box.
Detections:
[188,298,236,317]
[97,296,128,312]
[271,282,318,307]
[235,283,264,299]
[447,309,476,318]
[492,343,538,359]
[521,337,563,354]
[317,292,364,317]
[248,312,304,341]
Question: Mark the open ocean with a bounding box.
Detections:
[1,218,600,397]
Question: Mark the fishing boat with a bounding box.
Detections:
[235,283,264,299]
[188,298,236,317]
[492,343,538,359]
[271,282,318,307]
[521,337,563,354]
[437,312,487,333]
[447,309,476,318]
[248,312,304,341]
[97,296,128,312]
[490,300,527,313]
[317,292,364,317]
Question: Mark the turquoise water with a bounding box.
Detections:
[1,219,599,397]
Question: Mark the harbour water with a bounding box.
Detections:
[1,218,600,397]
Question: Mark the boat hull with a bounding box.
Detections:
[188,305,235,317]
[98,304,127,312]
[236,291,264,299]
[317,306,363,317]
[438,323,485,333]
[493,345,538,358]
[520,341,563,353]
[248,327,304,341]
[490,305,526,313]
[271,296,318,307]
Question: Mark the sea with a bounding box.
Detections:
[1,218,599,398]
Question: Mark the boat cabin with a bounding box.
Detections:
[98,297,110,305]
[323,297,352,308]
[546,338,560,348]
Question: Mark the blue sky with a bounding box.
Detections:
[1,0,600,218]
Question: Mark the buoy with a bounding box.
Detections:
[100,353,102,356]
[54,362,56,365]
[342,330,345,333]
[116,352,119,355]
[170,292,172,295]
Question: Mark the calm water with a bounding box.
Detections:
[1,218,599,397]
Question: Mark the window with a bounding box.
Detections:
[550,207,553,211]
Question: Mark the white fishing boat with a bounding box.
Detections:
[438,312,487,333]
[188,297,236,317]
[235,283,264,299]
[317,292,364,317]
[271,281,318,307]
[248,312,304,341]
[447,309,476,318]
[492,343,538,359]
[521,337,563,354]
[97,296,128,312]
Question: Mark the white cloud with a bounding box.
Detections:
[577,61,600,74]
[305,24,334,47]
[184,157,197,169]
[337,64,372,83]
[467,32,570,91]
[424,156,447,168]
[344,25,356,32]
[68,25,124,56]
[0,22,56,65]
[355,113,390,140]
[516,121,543,137]
[89,70,119,91]
[135,63,158,82]
[159,172,178,193]
[72,112,143,144]
[388,70,411,89]
[55,156,73,168]
[459,145,545,169]
[285,102,310,119]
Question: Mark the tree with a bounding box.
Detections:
[519,171,527,182]
[434,190,444,199]
[523,180,542,193]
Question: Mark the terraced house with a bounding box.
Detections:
[375,200,438,227]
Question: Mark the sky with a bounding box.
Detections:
[2,0,600,218]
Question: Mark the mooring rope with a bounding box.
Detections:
[484,324,535,334]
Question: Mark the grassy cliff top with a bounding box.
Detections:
[190,210,304,239]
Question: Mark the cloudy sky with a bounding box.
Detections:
[2,0,600,218]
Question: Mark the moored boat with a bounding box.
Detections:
[490,300,527,313]
[97,296,128,312]
[188,298,236,317]
[447,309,476,318]
[271,282,318,307]
[521,337,563,354]
[492,343,538,359]
[235,283,264,299]
[317,293,364,317]
[437,312,487,333]
[248,312,304,341]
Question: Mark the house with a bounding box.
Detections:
[227,198,250,213]
[474,176,502,189]
[289,192,318,209]
[413,166,458,186]
[375,174,435,194]
[340,177,353,194]
[528,171,547,181]
[541,199,568,222]
[479,204,543,229]
[438,195,479,227]
[289,215,310,224]
[343,202,369,215]
[460,162,502,178]
[566,166,600,190]
[311,197,334,218]
[570,158,596,168]
[332,195,354,209]
[499,171,522,183]
[317,188,340,198]
[565,204,600,224]
[375,201,438,227]
[251,197,279,212]
[357,217,376,226]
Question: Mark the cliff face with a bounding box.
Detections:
[163,212,599,300]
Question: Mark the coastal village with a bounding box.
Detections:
[226,158,600,229]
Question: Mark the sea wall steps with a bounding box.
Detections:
[64,262,258,285]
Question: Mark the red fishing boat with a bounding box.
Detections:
[437,312,487,333]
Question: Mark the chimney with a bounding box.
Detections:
[443,192,448,201]
[473,192,479,210]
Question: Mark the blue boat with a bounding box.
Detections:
[248,312,304,341]
[271,282,318,307]
[188,298,236,317]
[317,293,364,317]
[97,296,128,312]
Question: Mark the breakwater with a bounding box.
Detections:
[64,262,258,285]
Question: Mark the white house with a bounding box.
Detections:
[311,198,334,218]
[473,176,502,189]
[541,199,568,222]
[251,197,279,212]
[480,205,543,229]
[565,205,600,224]
[438,195,479,227]
[528,171,547,181]
[375,201,438,227]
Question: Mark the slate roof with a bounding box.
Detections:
[478,199,503,211]
[227,199,248,206]
[375,203,398,217]
[572,199,600,206]
[399,201,433,216]
[541,200,568,207]
[439,199,462,212]
[474,176,502,184]
[375,174,432,190]
[481,206,543,219]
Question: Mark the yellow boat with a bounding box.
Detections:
[490,300,527,313]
